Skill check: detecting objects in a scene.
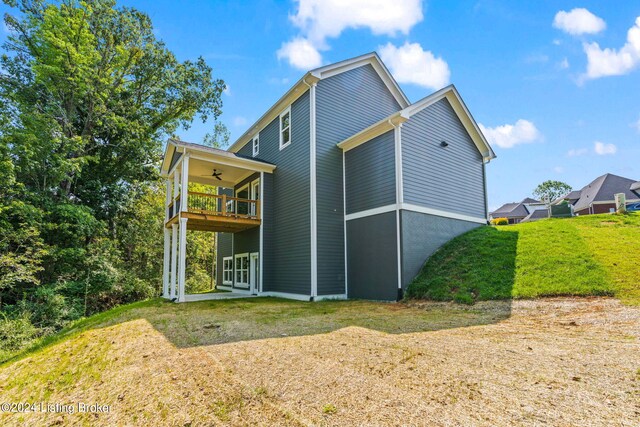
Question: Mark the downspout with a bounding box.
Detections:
[303,77,318,300]
[390,119,403,300]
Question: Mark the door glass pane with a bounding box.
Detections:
[237,187,249,215]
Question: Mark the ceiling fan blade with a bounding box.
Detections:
[215,175,222,181]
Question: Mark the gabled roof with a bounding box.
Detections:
[336,85,496,162]
[521,197,541,204]
[522,208,549,222]
[490,202,529,218]
[227,52,410,153]
[573,173,640,212]
[160,138,275,177]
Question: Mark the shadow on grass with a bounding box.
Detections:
[2,295,514,363]
[2,228,521,361]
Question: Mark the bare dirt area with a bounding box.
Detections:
[1,297,639,426]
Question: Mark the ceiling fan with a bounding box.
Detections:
[211,169,223,180]
[201,169,223,180]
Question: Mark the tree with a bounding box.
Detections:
[0,0,226,340]
[203,121,230,149]
[533,180,572,204]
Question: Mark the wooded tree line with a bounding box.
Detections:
[0,0,225,356]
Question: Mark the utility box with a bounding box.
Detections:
[550,202,573,218]
[615,193,626,213]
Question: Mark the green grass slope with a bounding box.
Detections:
[405,213,640,305]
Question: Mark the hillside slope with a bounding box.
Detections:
[406,213,640,304]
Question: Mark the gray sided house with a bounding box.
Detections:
[159,53,496,302]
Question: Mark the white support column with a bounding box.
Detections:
[162,178,172,298]
[259,171,264,293]
[170,223,178,299]
[165,178,172,218]
[180,154,190,212]
[163,228,170,298]
[309,81,318,299]
[173,168,180,200]
[178,217,188,303]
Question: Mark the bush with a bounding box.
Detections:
[0,313,38,352]
[15,284,77,332]
[491,217,509,226]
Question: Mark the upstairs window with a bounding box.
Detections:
[252,135,259,157]
[279,107,291,150]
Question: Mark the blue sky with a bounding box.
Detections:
[2,1,639,210]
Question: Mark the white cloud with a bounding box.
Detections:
[553,8,606,35]
[290,0,422,47]
[558,58,570,69]
[378,42,450,90]
[232,116,248,127]
[594,141,617,155]
[554,166,565,173]
[524,53,549,64]
[581,17,640,81]
[278,0,423,69]
[567,147,588,157]
[552,39,562,46]
[223,85,231,96]
[276,37,322,70]
[478,119,541,149]
[633,116,640,133]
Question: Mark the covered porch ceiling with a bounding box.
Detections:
[160,138,276,188]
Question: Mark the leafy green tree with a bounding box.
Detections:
[203,121,231,149]
[0,0,226,342]
[533,180,572,204]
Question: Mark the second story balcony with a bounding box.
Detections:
[161,139,276,234]
[167,191,261,233]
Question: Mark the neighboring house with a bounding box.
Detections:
[490,198,547,224]
[561,173,640,215]
[159,52,496,302]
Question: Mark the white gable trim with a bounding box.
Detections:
[228,52,409,153]
[337,85,497,163]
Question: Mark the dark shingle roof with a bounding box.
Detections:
[522,209,549,222]
[521,197,541,204]
[490,202,529,218]
[573,173,640,212]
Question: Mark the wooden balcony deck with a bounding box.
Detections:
[166,192,260,233]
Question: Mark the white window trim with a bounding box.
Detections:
[222,256,233,285]
[235,182,249,198]
[234,253,249,288]
[279,106,291,150]
[251,179,260,216]
[252,135,259,157]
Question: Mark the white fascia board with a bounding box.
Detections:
[337,112,408,152]
[310,52,409,108]
[398,85,496,162]
[187,152,276,173]
[228,74,319,153]
[160,141,177,176]
[229,52,410,154]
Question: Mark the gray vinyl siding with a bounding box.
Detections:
[316,64,402,296]
[402,98,486,218]
[215,189,234,287]
[345,130,396,214]
[240,91,311,295]
[400,210,480,288]
[237,136,254,158]
[346,212,398,301]
[232,175,260,265]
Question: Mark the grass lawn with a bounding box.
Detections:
[0,296,638,426]
[406,213,640,305]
